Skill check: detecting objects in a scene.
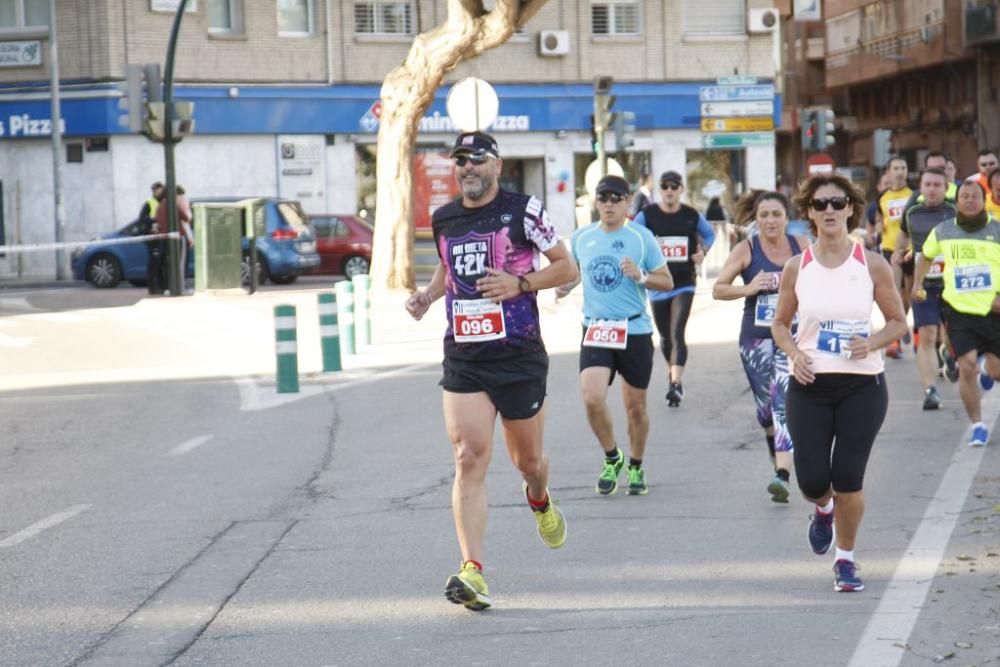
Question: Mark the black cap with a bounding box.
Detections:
[595,175,630,197]
[451,131,500,158]
[660,171,683,186]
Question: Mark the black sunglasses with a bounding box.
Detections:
[660,182,681,190]
[809,197,850,211]
[596,192,627,203]
[453,153,493,167]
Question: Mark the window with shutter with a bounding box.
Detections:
[591,1,639,36]
[355,2,413,35]
[682,0,745,36]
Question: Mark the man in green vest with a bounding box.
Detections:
[139,181,165,294]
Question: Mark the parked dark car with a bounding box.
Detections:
[70,219,193,288]
[194,197,320,285]
[308,214,373,278]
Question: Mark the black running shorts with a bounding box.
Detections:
[942,305,1000,358]
[440,351,548,420]
[578,328,654,390]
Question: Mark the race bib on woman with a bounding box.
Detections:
[817,319,869,357]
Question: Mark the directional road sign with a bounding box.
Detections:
[700,100,775,118]
[700,117,775,132]
[701,132,775,149]
[699,84,775,102]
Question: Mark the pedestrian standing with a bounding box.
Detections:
[404,131,577,611]
[153,185,192,294]
[713,190,811,503]
[557,175,673,496]
[140,181,165,294]
[772,174,907,592]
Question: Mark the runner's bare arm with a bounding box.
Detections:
[771,256,814,384]
[406,263,445,320]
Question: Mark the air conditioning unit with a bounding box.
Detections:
[748,8,780,33]
[538,30,570,57]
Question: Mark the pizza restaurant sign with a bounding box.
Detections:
[418,111,530,133]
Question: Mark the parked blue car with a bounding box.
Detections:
[192,197,320,285]
[71,197,320,288]
[70,219,194,288]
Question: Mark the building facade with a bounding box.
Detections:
[776,0,1000,192]
[0,0,781,279]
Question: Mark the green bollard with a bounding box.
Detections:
[351,274,370,348]
[334,280,355,357]
[318,292,341,372]
[274,304,299,393]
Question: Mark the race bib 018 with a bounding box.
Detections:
[452,299,506,343]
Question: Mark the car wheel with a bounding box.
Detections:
[241,254,268,286]
[343,255,370,278]
[86,254,122,288]
[269,274,298,285]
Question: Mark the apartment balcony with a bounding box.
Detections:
[825,21,958,87]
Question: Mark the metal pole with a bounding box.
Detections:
[162,0,189,296]
[48,0,65,280]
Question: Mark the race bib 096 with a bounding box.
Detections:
[452,299,506,343]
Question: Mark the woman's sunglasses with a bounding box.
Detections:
[596,192,627,203]
[453,154,493,167]
[809,197,850,211]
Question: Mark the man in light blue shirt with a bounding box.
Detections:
[558,175,673,496]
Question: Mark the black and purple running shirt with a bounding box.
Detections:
[432,190,561,361]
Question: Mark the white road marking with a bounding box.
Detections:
[236,363,431,412]
[166,434,214,456]
[847,398,1000,667]
[0,504,91,549]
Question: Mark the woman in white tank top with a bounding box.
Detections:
[771,174,907,593]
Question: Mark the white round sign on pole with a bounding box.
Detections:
[446,78,499,132]
[584,158,625,197]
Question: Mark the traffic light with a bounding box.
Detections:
[799,108,818,152]
[589,114,598,155]
[118,64,144,132]
[172,101,195,137]
[593,75,614,158]
[817,108,836,149]
[612,110,636,151]
[144,101,166,141]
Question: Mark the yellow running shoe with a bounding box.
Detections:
[444,561,491,611]
[523,482,567,549]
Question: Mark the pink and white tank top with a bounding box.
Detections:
[794,241,884,375]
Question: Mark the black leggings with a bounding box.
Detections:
[786,373,888,498]
[651,291,694,367]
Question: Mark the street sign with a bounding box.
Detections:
[717,75,759,86]
[700,100,774,117]
[700,117,775,132]
[447,77,499,132]
[702,132,775,149]
[699,84,775,102]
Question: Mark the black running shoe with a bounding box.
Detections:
[666,382,684,407]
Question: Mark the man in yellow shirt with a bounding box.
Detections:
[914,179,1000,447]
[876,156,913,358]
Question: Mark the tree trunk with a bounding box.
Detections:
[369,0,549,291]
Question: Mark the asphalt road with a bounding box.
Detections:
[0,284,998,666]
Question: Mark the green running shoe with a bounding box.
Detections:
[767,474,790,503]
[596,448,625,495]
[626,466,648,495]
[444,561,491,611]
[523,482,567,548]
